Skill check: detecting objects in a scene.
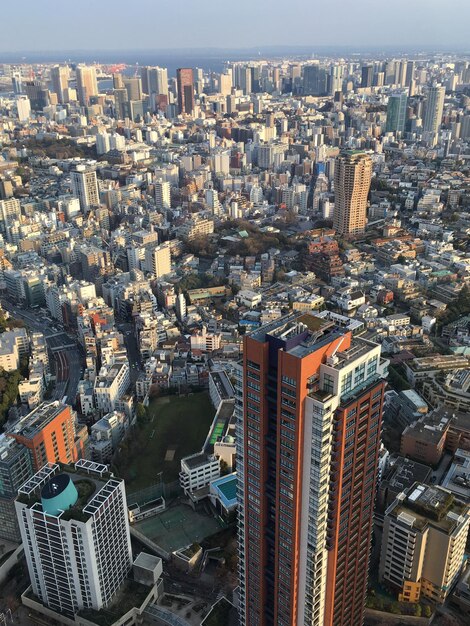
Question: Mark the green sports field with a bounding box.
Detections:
[116,392,215,491]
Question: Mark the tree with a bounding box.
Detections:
[413,604,422,617]
[389,602,401,615]
[136,403,147,425]
[422,605,432,618]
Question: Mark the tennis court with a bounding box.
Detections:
[134,503,224,553]
[209,420,225,445]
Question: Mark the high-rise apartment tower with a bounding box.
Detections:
[333,151,372,236]
[238,312,388,626]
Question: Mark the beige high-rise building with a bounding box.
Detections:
[333,150,372,236]
[50,65,70,103]
[144,243,171,278]
[76,65,98,106]
[379,483,470,605]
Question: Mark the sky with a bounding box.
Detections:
[2,0,470,53]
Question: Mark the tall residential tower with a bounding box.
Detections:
[238,312,388,626]
[333,151,372,236]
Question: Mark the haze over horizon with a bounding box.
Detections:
[2,0,470,54]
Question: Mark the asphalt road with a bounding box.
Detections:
[117,321,141,383]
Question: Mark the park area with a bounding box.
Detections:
[114,392,215,492]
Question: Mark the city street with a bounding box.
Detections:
[1,299,83,405]
[117,321,141,383]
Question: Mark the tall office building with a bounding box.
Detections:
[24,80,50,111]
[238,312,387,626]
[114,88,129,119]
[177,68,195,115]
[142,66,169,109]
[385,92,408,134]
[329,65,344,95]
[303,65,328,96]
[123,76,142,101]
[219,71,232,96]
[361,65,373,88]
[333,151,372,236]
[76,65,98,106]
[423,84,445,146]
[50,65,70,103]
[71,166,100,212]
[16,460,132,618]
[155,179,171,211]
[405,60,415,87]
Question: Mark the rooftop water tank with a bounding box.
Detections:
[41,473,78,516]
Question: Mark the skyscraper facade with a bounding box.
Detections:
[238,312,387,626]
[50,65,70,103]
[155,179,171,211]
[333,151,372,236]
[76,65,98,106]
[361,65,373,88]
[423,84,445,146]
[24,80,50,111]
[303,65,328,96]
[71,166,100,212]
[142,66,169,110]
[385,92,408,134]
[176,68,195,115]
[16,460,132,618]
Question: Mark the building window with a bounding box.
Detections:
[341,371,352,395]
[281,375,297,387]
[323,374,334,394]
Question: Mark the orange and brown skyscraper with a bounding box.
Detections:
[333,151,372,236]
[237,312,388,626]
[176,68,195,115]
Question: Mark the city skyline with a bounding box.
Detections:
[1,0,470,53]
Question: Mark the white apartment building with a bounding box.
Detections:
[190,326,222,353]
[94,361,130,414]
[155,179,171,211]
[71,166,100,213]
[0,328,29,372]
[16,461,132,618]
[89,411,128,463]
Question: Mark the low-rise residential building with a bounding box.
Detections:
[94,360,130,414]
[89,411,128,463]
